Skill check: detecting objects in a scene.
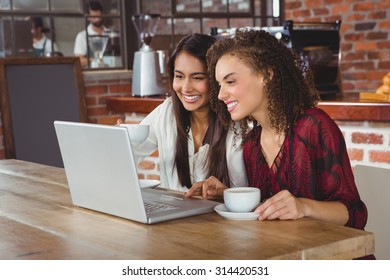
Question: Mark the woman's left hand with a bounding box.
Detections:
[254,190,306,221]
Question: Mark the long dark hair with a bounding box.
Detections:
[167,33,231,188]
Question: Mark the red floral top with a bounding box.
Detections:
[243,108,367,230]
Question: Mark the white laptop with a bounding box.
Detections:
[54,120,220,224]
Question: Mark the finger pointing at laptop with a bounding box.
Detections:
[185,176,227,201]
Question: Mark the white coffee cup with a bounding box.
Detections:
[120,124,149,143]
[224,187,261,213]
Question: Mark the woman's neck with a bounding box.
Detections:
[190,108,209,127]
[33,34,44,42]
[258,117,285,168]
[190,109,209,153]
[253,110,271,132]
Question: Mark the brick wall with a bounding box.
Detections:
[284,0,390,95]
[83,71,131,124]
[337,121,390,168]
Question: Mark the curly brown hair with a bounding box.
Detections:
[207,29,320,140]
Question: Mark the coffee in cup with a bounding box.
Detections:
[224,187,261,213]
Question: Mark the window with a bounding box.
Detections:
[132,0,284,52]
[0,0,125,69]
[0,0,283,70]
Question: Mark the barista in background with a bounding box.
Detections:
[74,1,110,67]
[31,17,58,57]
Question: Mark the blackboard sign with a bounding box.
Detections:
[0,57,87,167]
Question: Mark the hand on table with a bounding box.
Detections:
[255,190,305,221]
[185,176,227,201]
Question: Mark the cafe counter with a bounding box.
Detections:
[106,93,390,122]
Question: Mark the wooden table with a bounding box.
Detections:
[0,159,374,260]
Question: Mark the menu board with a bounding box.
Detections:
[0,57,87,167]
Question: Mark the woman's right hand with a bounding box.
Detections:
[185,176,227,201]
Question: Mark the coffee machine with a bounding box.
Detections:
[262,20,342,99]
[211,20,342,100]
[88,35,109,68]
[131,14,165,97]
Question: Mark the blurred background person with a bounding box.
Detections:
[31,17,58,57]
[74,1,110,67]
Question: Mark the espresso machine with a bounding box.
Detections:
[262,20,342,99]
[212,20,342,100]
[131,14,165,97]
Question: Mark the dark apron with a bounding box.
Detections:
[33,38,47,57]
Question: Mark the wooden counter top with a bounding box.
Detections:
[106,93,390,122]
[107,95,167,114]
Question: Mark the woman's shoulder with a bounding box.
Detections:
[305,107,331,118]
[156,97,174,114]
[142,97,174,123]
[294,107,339,135]
[45,36,53,44]
[148,97,173,113]
[299,107,335,125]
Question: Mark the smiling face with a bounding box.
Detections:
[173,51,210,113]
[215,54,268,122]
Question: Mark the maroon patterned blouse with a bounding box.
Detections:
[243,108,367,230]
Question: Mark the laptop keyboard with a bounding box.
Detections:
[144,201,179,214]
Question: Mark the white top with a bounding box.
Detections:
[33,35,57,55]
[73,24,109,55]
[132,97,248,192]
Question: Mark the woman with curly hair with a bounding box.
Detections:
[186,29,367,230]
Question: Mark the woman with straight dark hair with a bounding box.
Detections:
[124,33,247,193]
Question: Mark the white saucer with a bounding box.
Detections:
[214,204,260,221]
[139,179,160,188]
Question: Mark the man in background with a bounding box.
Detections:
[73,1,110,67]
